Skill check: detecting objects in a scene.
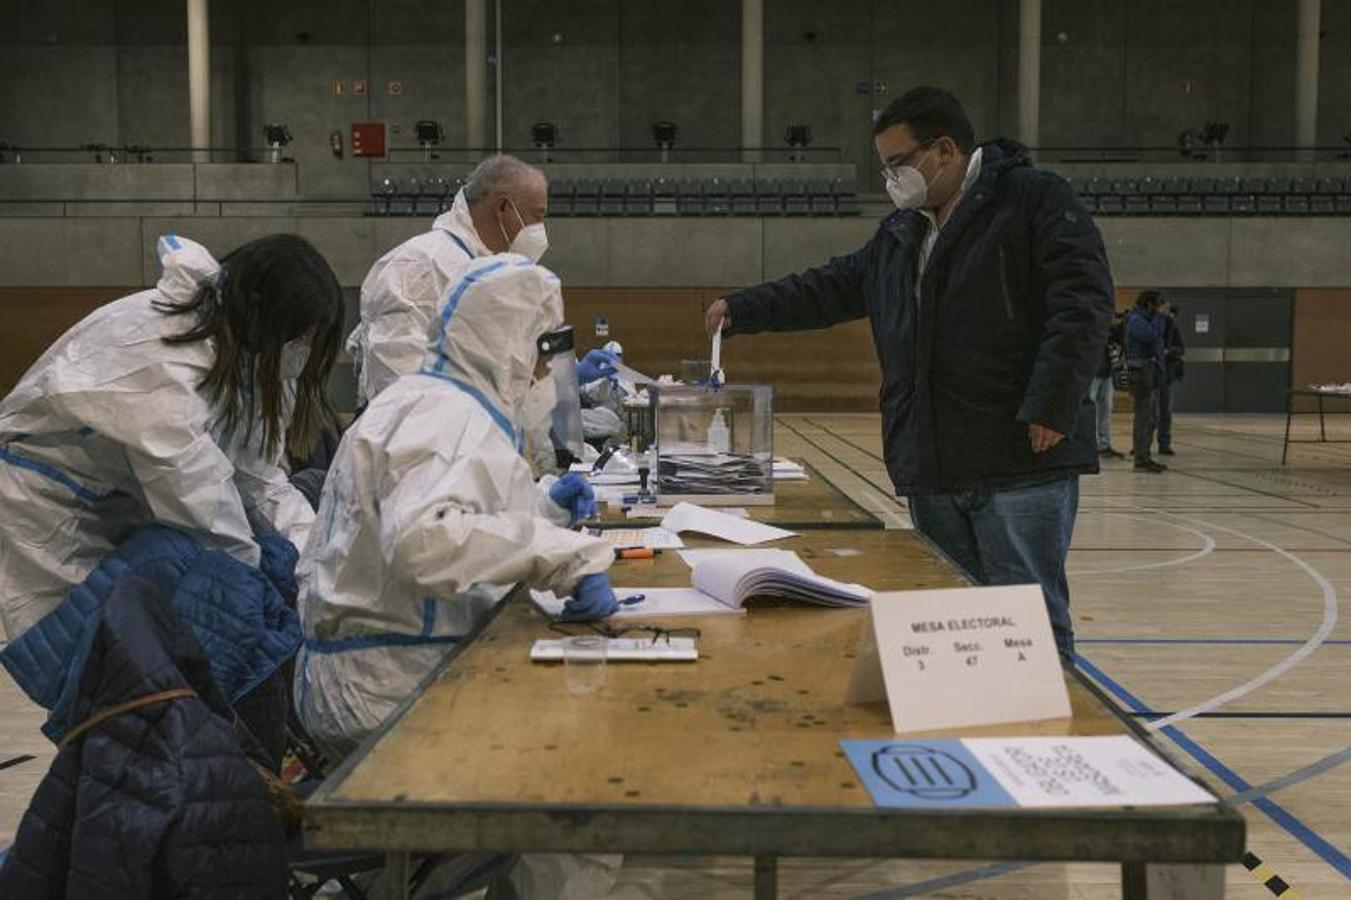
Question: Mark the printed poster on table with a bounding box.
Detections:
[840,736,1216,809]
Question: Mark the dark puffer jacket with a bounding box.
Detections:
[0,575,286,899]
[726,139,1115,496]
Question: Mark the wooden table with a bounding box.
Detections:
[596,461,883,530]
[305,530,1244,899]
[1283,387,1351,464]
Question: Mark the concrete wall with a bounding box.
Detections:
[1,213,1349,291]
[6,1,1351,187]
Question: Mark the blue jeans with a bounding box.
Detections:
[910,476,1079,658]
[1157,378,1174,451]
[1088,375,1113,451]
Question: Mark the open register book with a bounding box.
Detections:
[531,550,873,620]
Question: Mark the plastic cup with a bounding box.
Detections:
[563,635,608,695]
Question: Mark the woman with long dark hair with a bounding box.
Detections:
[0,233,344,640]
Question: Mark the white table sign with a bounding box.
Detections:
[846,584,1072,733]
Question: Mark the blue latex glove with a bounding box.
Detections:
[562,573,619,622]
[548,472,598,525]
[576,349,620,385]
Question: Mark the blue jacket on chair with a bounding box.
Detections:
[0,524,301,741]
[0,574,286,898]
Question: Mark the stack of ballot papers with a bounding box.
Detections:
[531,549,872,620]
[772,458,808,481]
[657,453,771,496]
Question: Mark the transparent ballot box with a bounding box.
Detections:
[649,383,774,506]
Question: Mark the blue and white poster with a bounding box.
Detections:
[840,739,1017,808]
[842,736,1216,809]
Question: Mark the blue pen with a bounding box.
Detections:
[618,594,646,606]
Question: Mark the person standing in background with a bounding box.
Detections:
[1088,310,1126,459]
[1157,301,1186,456]
[1125,290,1167,473]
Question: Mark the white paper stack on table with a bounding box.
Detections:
[773,458,809,481]
[531,548,872,620]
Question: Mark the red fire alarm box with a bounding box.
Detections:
[351,122,386,158]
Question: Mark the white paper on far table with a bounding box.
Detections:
[660,502,795,545]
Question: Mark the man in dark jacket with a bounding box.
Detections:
[1125,290,1167,473]
[1089,311,1126,459]
[1157,301,1186,456]
[704,86,1113,656]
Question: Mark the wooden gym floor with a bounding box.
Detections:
[2,412,1348,898]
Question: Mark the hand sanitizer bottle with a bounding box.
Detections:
[707,408,730,453]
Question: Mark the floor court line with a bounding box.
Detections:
[1130,508,1339,732]
[1068,514,1216,575]
[1076,655,1351,881]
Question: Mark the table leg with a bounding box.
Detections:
[753,855,778,900]
[1319,395,1327,442]
[1283,398,1294,465]
[1121,862,1224,899]
[385,851,412,900]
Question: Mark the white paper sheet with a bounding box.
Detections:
[676,548,811,570]
[660,502,795,545]
[612,361,655,386]
[961,736,1215,808]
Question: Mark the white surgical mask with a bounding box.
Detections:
[885,166,929,211]
[883,147,943,212]
[501,199,549,262]
[280,338,310,380]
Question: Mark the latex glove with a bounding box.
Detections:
[562,572,618,622]
[548,472,598,525]
[576,349,620,385]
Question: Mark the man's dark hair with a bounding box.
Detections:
[1136,289,1163,311]
[873,86,976,154]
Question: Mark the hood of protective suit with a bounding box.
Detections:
[421,255,564,426]
[154,234,221,305]
[432,189,493,257]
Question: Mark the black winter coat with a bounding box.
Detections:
[726,139,1115,495]
[0,575,286,899]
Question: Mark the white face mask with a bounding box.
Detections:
[280,338,310,380]
[502,199,549,262]
[884,147,942,212]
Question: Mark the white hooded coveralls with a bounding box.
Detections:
[0,235,315,640]
[294,255,611,762]
[347,189,490,406]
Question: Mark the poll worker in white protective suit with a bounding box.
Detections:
[295,256,625,898]
[350,153,620,476]
[296,255,618,757]
[0,233,342,640]
[348,153,551,406]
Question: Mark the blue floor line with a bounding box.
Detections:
[1075,654,1351,880]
